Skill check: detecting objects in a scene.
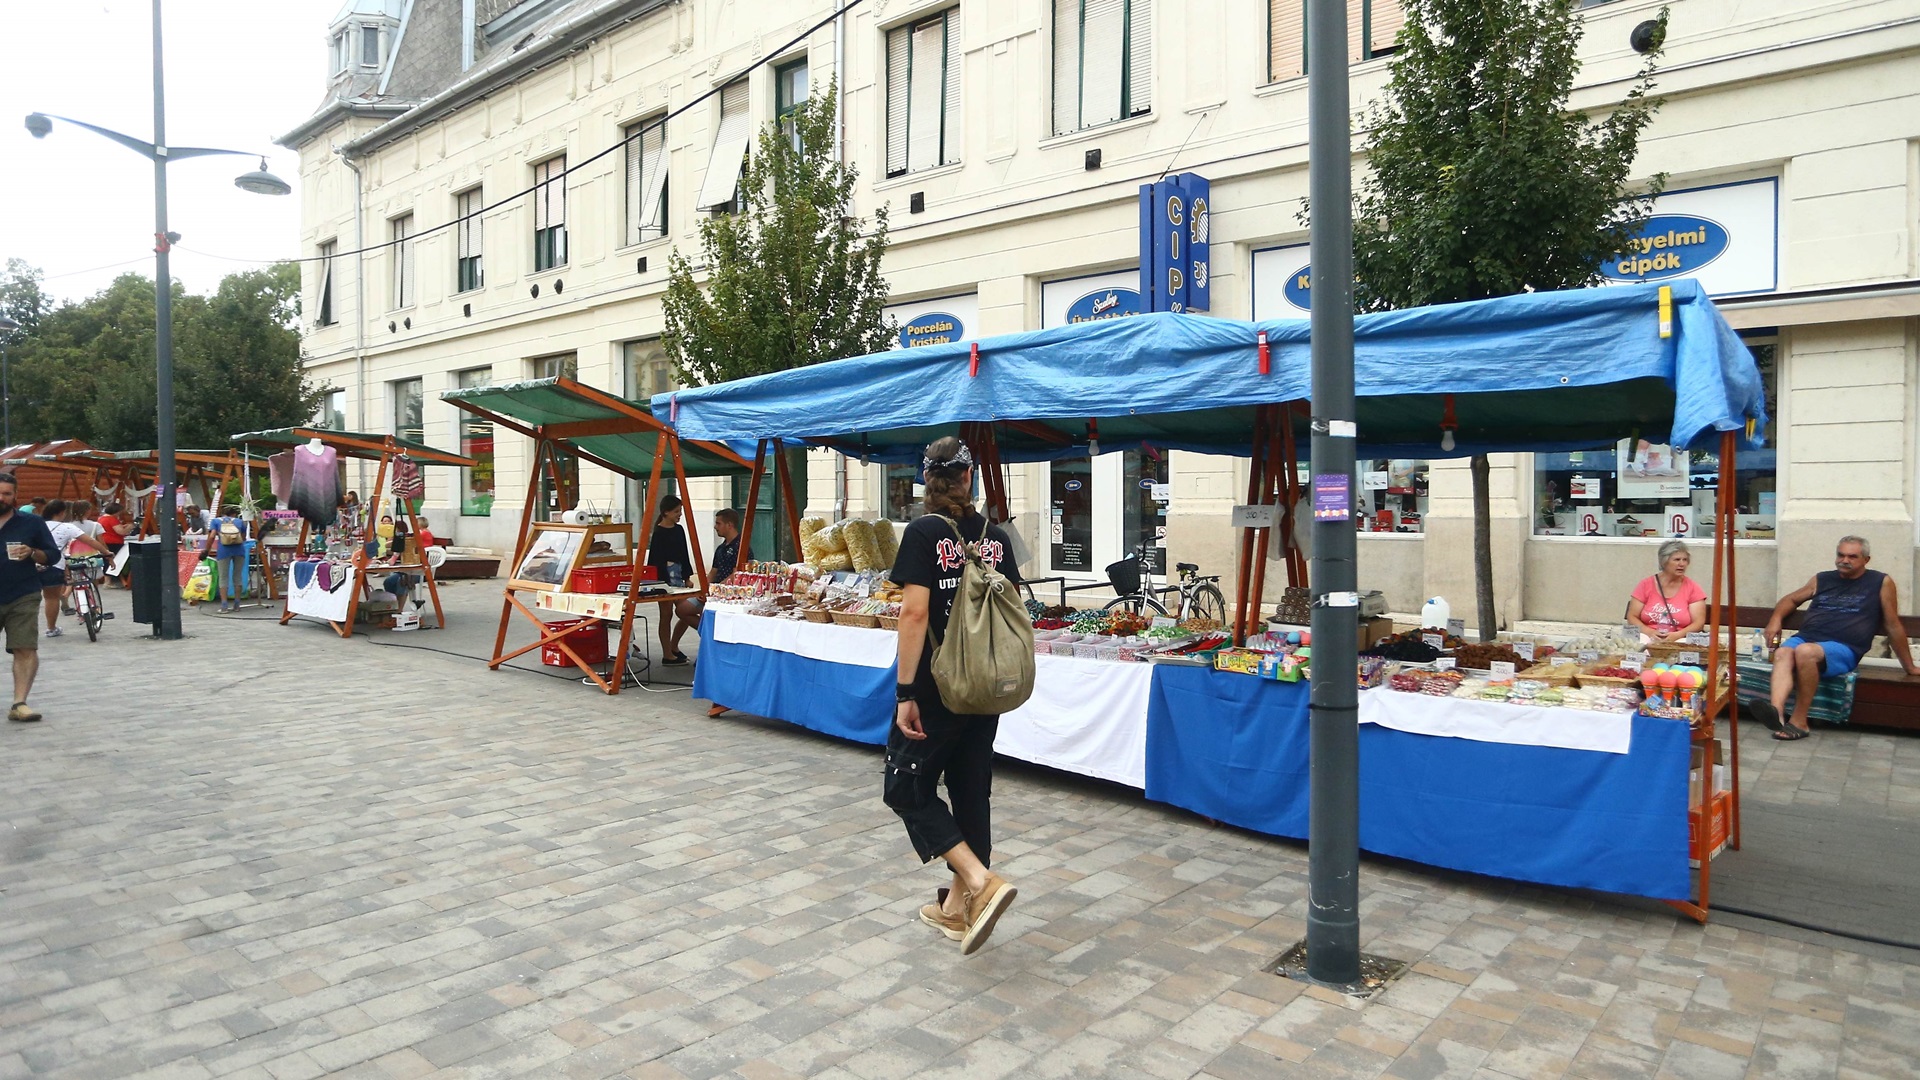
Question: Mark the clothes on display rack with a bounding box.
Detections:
[268,451,295,503]
[287,556,353,622]
[287,444,342,528]
[390,455,424,502]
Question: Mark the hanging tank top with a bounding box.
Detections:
[1799,569,1887,658]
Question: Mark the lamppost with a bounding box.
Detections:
[0,315,17,447]
[25,0,289,640]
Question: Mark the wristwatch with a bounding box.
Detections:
[895,683,915,703]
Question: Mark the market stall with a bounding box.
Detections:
[660,282,1764,917]
[231,428,474,637]
[54,449,267,596]
[441,377,751,693]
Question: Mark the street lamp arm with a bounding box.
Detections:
[26,112,158,158]
[167,145,264,162]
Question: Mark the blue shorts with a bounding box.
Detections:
[1782,637,1859,677]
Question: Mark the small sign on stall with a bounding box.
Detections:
[1447,618,1465,637]
[1679,650,1702,665]
[1624,651,1648,672]
[1434,658,1456,671]
[1515,641,1536,661]
[1578,649,1600,663]
[1422,633,1443,649]
[1489,661,1517,680]
[1684,631,1710,646]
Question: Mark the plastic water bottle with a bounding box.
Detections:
[1751,633,1763,662]
[1421,596,1450,630]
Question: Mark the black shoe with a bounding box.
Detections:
[663,653,690,666]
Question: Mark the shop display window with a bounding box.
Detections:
[1357,459,1429,533]
[1049,458,1094,572]
[1533,341,1776,540]
[457,367,494,516]
[885,464,921,523]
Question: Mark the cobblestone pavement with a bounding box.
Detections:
[3,584,1918,1079]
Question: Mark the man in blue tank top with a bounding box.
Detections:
[1758,536,1919,740]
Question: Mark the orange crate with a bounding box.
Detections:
[1689,789,1730,865]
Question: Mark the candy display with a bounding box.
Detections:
[1450,642,1527,669]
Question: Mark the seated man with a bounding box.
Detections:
[1759,535,1920,740]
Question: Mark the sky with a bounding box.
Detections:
[0,0,344,305]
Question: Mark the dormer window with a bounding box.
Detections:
[360,24,383,67]
[331,30,348,74]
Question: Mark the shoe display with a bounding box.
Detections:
[960,873,1017,955]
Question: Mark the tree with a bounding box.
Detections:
[1351,0,1667,639]
[0,259,51,336]
[663,82,894,386]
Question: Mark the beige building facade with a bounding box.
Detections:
[281,0,1920,627]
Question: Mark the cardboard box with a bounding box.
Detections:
[1362,616,1395,650]
[1689,789,1731,866]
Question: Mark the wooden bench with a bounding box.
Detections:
[1730,605,1920,733]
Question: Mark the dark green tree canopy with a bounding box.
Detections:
[663,82,894,386]
[1351,0,1668,311]
[0,261,325,449]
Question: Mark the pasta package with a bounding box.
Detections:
[798,517,828,544]
[816,520,850,554]
[874,519,899,568]
[815,552,854,573]
[843,519,880,573]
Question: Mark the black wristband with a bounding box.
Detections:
[896,683,916,702]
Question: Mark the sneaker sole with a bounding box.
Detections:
[961,883,1017,955]
[919,906,965,941]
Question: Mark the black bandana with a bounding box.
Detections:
[922,441,974,476]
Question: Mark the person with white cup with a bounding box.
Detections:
[0,473,61,722]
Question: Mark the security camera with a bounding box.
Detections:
[1630,20,1665,55]
[24,113,52,139]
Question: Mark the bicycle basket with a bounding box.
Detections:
[1105,557,1142,597]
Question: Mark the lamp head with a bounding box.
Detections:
[24,113,51,139]
[1439,429,1456,453]
[0,317,19,333]
[234,158,291,196]
[1630,20,1666,55]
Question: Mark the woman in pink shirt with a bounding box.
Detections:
[1628,540,1707,643]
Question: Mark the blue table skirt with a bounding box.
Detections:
[1145,665,1692,901]
[693,610,895,745]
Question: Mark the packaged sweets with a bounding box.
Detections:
[843,519,880,572]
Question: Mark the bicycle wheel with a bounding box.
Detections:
[84,608,101,642]
[1104,594,1169,617]
[1186,584,1228,626]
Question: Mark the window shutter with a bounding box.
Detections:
[1051,0,1080,134]
[906,19,945,172]
[639,122,669,235]
[942,9,962,166]
[1080,0,1125,128]
[695,80,752,211]
[317,246,334,325]
[885,26,911,175]
[623,124,645,246]
[1268,0,1304,81]
[1125,0,1151,115]
[1348,0,1365,62]
[1367,0,1404,58]
[549,157,566,228]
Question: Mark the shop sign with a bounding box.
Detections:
[1138,172,1212,313]
[884,293,980,351]
[1599,178,1778,297]
[1043,270,1144,328]
[897,312,964,349]
[1250,244,1313,320]
[1606,215,1730,282]
[1064,287,1142,323]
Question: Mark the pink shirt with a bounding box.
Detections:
[1632,574,1705,634]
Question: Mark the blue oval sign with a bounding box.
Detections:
[1282,264,1312,311]
[1605,214,1731,282]
[1064,480,1084,492]
[1064,287,1142,324]
[899,312,962,349]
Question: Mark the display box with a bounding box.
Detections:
[510,522,633,593]
[1689,789,1731,866]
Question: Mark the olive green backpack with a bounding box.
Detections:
[928,515,1036,715]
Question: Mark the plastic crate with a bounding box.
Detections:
[569,564,632,594]
[542,618,609,666]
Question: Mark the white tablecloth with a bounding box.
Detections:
[1358,688,1633,754]
[285,565,353,622]
[709,604,896,668]
[999,654,1152,788]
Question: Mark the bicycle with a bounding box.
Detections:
[66,555,113,642]
[1102,553,1228,624]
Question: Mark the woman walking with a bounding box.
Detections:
[884,436,1020,955]
[38,500,110,637]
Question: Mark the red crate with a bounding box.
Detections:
[569,564,632,593]
[541,618,609,667]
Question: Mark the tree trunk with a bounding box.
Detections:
[1471,453,1498,643]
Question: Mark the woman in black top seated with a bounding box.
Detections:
[647,495,702,665]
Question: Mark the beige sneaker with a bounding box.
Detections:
[960,873,1017,955]
[918,888,966,941]
[8,702,42,723]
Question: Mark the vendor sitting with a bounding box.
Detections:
[1758,535,1920,741]
[1627,540,1707,644]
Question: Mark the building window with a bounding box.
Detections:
[392,377,423,444]
[696,79,752,213]
[315,240,336,326]
[360,24,382,67]
[389,213,414,309]
[623,118,669,246]
[775,58,809,151]
[1533,340,1777,541]
[1268,0,1402,83]
[531,353,577,381]
[1052,0,1152,135]
[457,367,494,516]
[885,464,923,522]
[1357,459,1429,533]
[455,188,484,293]
[533,155,568,271]
[622,340,674,522]
[331,31,348,74]
[886,10,962,177]
[320,389,345,430]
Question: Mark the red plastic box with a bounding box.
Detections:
[541,618,609,666]
[569,564,632,594]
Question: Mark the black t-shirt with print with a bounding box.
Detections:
[888,511,1020,690]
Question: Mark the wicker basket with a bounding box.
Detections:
[800,607,833,624]
[830,611,880,629]
[1519,662,1577,686]
[1577,664,1641,689]
[876,615,899,632]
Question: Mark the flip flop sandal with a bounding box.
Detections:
[1773,725,1811,741]
[1750,700,1786,733]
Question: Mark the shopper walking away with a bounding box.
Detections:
[201,504,249,612]
[38,500,110,637]
[646,495,702,665]
[1627,540,1708,644]
[1759,535,1920,740]
[711,508,741,585]
[885,436,1022,954]
[0,475,61,721]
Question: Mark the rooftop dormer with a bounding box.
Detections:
[328,0,405,90]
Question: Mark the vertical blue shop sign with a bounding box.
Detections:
[1139,172,1213,314]
[1179,173,1210,313]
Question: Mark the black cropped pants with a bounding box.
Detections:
[882,691,998,868]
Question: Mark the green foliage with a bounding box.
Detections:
[1350,0,1668,310]
[663,82,895,386]
[222,473,276,511]
[0,258,51,336]
[0,261,326,450]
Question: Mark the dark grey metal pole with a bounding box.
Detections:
[2,339,10,446]
[152,0,183,640]
[1305,0,1361,985]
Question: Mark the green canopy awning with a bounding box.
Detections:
[230,427,474,467]
[440,377,749,479]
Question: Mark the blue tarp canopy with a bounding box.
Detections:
[656,281,1767,460]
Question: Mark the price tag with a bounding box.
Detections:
[1578,649,1600,664]
[1624,651,1648,672]
[1151,617,1176,629]
[1678,650,1702,665]
[1446,618,1465,637]
[1434,658,1456,671]
[1684,631,1710,646]
[1489,661,1517,680]
[1423,633,1443,649]
[1550,656,1576,668]
[1515,641,1536,662]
